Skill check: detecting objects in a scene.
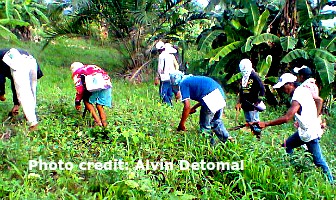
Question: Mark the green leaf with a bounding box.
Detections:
[280,36,298,51]
[320,37,336,52]
[0,24,19,41]
[308,49,336,63]
[246,3,260,29]
[281,49,309,63]
[198,30,225,52]
[251,33,279,45]
[0,19,29,27]
[5,0,13,19]
[242,36,255,53]
[257,55,272,80]
[314,57,335,85]
[209,41,244,64]
[253,9,270,36]
[230,19,242,30]
[125,180,139,189]
[227,73,243,84]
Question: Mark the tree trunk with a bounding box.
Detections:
[279,0,299,37]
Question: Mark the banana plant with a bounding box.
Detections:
[198,1,280,83]
[280,0,336,95]
[0,0,49,40]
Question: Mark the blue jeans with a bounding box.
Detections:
[159,81,173,106]
[244,110,260,122]
[285,131,334,183]
[199,106,229,144]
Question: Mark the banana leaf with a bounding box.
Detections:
[252,33,279,45]
[281,49,309,63]
[280,36,298,51]
[308,49,336,63]
[314,57,335,85]
[227,73,243,85]
[209,41,244,64]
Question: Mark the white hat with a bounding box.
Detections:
[273,73,297,89]
[239,59,253,73]
[293,65,308,74]
[70,62,84,73]
[164,43,177,54]
[156,41,165,50]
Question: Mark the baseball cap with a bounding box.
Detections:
[273,73,297,89]
[169,71,184,85]
[293,65,312,75]
[164,43,177,54]
[155,41,165,50]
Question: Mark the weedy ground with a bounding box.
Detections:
[0,39,335,199]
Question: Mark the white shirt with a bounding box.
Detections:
[301,78,319,99]
[157,51,178,75]
[291,86,322,142]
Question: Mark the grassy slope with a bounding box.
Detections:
[0,40,335,199]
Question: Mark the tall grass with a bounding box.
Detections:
[0,39,335,199]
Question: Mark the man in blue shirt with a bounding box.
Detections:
[170,71,230,144]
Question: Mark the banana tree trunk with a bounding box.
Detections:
[280,0,299,37]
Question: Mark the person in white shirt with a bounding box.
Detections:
[254,73,334,184]
[154,41,179,106]
[293,65,325,130]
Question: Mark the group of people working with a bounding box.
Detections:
[0,45,333,184]
[155,41,333,184]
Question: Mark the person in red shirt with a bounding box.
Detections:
[70,62,112,127]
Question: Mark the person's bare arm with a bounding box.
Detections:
[190,102,201,114]
[177,99,191,131]
[256,100,301,128]
[313,96,323,116]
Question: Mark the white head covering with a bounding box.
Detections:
[156,41,165,50]
[70,62,84,73]
[164,43,177,54]
[239,59,254,87]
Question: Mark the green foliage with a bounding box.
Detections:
[0,0,49,40]
[314,57,335,85]
[252,33,280,45]
[197,30,225,52]
[209,41,244,64]
[281,49,309,63]
[257,55,273,80]
[280,36,298,51]
[253,9,270,36]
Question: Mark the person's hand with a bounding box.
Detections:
[235,103,241,111]
[11,105,20,116]
[0,95,5,101]
[252,121,266,129]
[154,77,160,86]
[75,105,81,111]
[177,123,186,131]
[294,121,299,128]
[175,91,181,101]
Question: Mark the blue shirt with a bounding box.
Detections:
[179,76,225,105]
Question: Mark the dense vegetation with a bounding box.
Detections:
[0,39,335,199]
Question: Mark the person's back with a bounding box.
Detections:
[292,85,321,141]
[158,51,178,74]
[179,76,225,103]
